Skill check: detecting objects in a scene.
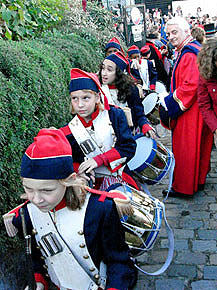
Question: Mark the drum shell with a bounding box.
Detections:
[127,135,173,185]
[108,184,163,256]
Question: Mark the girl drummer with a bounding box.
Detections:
[60,68,138,190]
[98,51,156,138]
[3,128,137,290]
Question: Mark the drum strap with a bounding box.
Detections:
[136,176,175,276]
[133,201,174,276]
[163,154,175,201]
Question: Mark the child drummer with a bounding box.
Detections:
[60,68,138,190]
[3,128,137,290]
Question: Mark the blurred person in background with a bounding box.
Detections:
[197,37,217,149]
[191,26,206,44]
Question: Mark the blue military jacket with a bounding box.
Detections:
[60,106,137,167]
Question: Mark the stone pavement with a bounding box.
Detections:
[133,127,217,290]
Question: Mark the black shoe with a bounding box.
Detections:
[162,188,193,198]
[198,184,205,191]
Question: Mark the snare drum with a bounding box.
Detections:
[155,80,167,94]
[107,183,163,255]
[127,134,173,185]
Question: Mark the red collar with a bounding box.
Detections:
[176,35,193,52]
[51,198,66,212]
[108,84,117,89]
[77,108,100,127]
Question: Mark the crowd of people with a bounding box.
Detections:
[2,5,217,289]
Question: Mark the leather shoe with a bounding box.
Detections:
[198,184,205,191]
[162,188,193,198]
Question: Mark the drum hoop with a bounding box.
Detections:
[145,208,162,249]
[154,153,173,183]
[132,136,158,172]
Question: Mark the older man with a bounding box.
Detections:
[159,17,213,197]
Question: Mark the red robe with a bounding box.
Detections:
[164,41,213,195]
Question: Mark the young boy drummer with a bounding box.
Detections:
[60,68,138,190]
[3,128,137,290]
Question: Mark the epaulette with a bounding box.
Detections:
[2,201,28,237]
[85,186,134,217]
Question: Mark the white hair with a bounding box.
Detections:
[166,16,191,34]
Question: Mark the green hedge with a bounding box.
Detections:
[0,32,104,250]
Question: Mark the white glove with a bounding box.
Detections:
[130,59,141,70]
[158,91,168,111]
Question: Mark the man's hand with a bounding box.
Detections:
[158,91,168,110]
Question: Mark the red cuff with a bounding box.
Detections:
[95,148,121,167]
[142,124,153,135]
[34,273,49,290]
[73,162,80,173]
[107,289,119,290]
[93,155,104,167]
[150,84,155,90]
[102,148,121,163]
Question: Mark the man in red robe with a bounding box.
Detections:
[159,16,213,197]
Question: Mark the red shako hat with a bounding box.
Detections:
[140,45,151,56]
[105,37,125,54]
[69,68,109,110]
[127,45,140,57]
[21,129,74,179]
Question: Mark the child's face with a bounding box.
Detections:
[129,53,140,61]
[22,178,66,212]
[142,52,151,59]
[101,59,116,85]
[70,90,100,121]
[106,47,119,56]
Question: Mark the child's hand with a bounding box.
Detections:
[24,282,44,290]
[78,170,95,187]
[145,129,156,139]
[79,158,98,174]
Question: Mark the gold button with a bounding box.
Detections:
[78,230,84,235]
[43,264,48,269]
[45,274,49,278]
[79,243,85,248]
[32,229,37,235]
[94,274,100,280]
[40,256,45,260]
[89,267,95,272]
[83,254,89,259]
